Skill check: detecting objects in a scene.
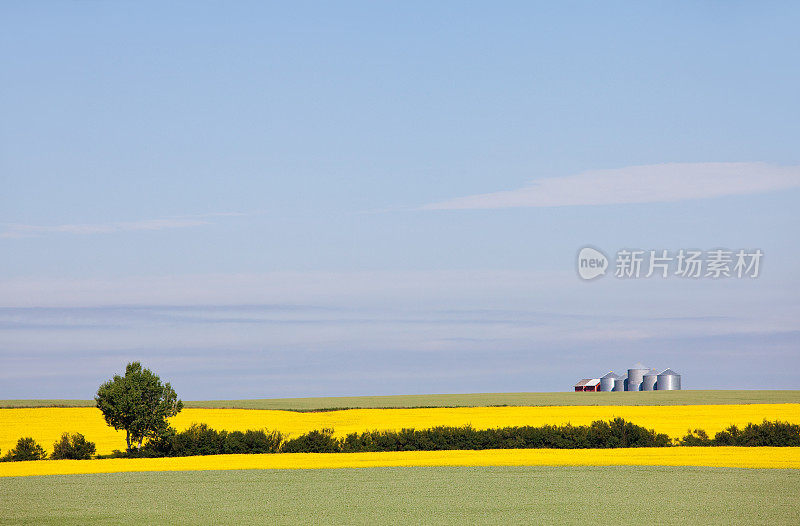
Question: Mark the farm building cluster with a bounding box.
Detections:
[574,363,681,392]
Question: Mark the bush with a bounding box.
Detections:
[51,433,96,460]
[141,424,284,457]
[2,437,47,461]
[713,420,800,447]
[281,428,339,453]
[713,424,740,446]
[677,420,800,447]
[678,429,712,446]
[172,423,225,456]
[240,429,284,454]
[142,426,177,457]
[587,418,672,448]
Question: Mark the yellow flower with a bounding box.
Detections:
[1,447,799,478]
[1,404,798,456]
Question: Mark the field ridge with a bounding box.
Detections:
[3,390,800,410]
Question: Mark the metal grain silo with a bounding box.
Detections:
[641,370,658,391]
[600,372,620,392]
[613,375,625,391]
[656,368,681,390]
[626,363,650,391]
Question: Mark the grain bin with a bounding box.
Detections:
[599,372,620,392]
[626,363,650,391]
[656,368,681,390]
[612,375,625,391]
[641,370,658,391]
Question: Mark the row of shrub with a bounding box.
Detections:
[122,424,285,458]
[0,433,96,462]
[137,418,671,457]
[678,420,800,447]
[5,419,798,461]
[338,418,674,452]
[283,419,800,453]
[242,418,800,453]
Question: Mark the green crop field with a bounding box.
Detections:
[1,466,798,525]
[3,390,800,410]
[0,400,94,409]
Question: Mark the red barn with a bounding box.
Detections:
[573,379,601,392]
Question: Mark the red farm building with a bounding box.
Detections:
[573,378,601,392]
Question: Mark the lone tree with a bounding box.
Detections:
[95,362,183,451]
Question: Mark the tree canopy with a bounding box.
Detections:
[95,362,183,451]
[2,437,47,461]
[51,432,96,460]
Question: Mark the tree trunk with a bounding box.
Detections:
[126,430,131,451]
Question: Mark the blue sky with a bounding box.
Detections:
[1,2,798,398]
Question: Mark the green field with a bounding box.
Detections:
[1,466,797,525]
[3,390,800,410]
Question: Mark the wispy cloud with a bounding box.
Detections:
[0,218,209,239]
[1,272,797,395]
[0,210,268,239]
[422,162,800,210]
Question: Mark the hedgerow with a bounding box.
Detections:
[339,418,671,452]
[678,420,800,447]
[134,424,284,457]
[6,418,797,461]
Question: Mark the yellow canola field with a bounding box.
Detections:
[1,404,799,456]
[1,447,799,477]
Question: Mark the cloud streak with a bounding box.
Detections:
[1,272,796,395]
[0,218,208,239]
[422,162,800,210]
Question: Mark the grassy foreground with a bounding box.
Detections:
[3,390,800,410]
[1,466,798,525]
